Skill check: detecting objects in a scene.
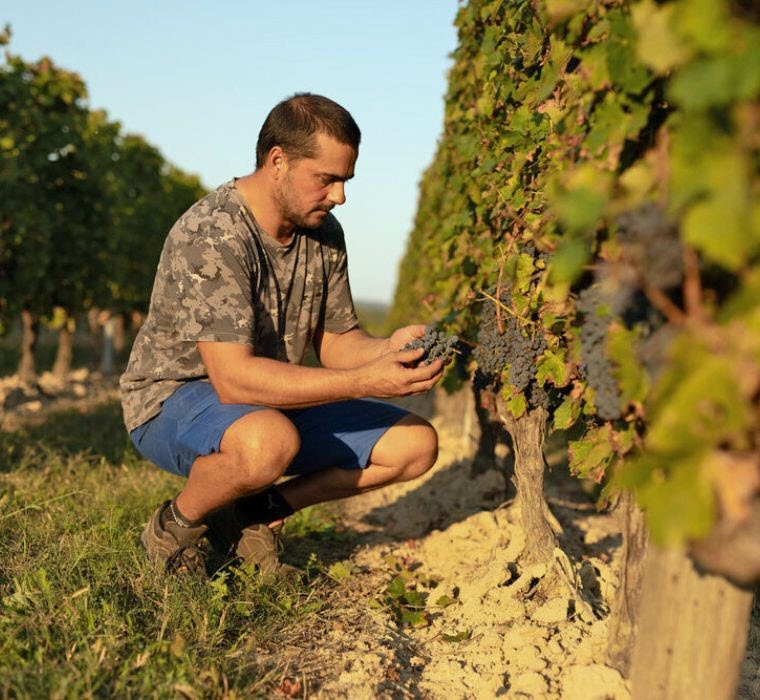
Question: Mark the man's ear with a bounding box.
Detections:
[266,146,287,178]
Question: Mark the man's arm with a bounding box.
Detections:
[313,324,427,369]
[198,339,442,409]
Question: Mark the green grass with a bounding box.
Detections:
[0,401,349,698]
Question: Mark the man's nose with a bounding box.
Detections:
[327,181,346,206]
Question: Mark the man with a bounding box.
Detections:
[120,93,444,576]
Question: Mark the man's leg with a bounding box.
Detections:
[175,408,300,521]
[276,414,439,511]
[137,402,300,575]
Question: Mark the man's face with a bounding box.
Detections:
[275,132,357,230]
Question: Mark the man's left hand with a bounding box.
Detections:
[386,324,427,352]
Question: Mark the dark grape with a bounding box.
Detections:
[472,296,547,408]
[615,202,683,290]
[577,287,622,420]
[403,326,460,365]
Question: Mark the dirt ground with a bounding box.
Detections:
[282,392,760,699]
[2,377,758,698]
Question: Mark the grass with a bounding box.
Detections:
[0,400,355,698]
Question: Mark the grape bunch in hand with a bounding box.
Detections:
[402,326,459,366]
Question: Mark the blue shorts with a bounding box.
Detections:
[129,380,410,478]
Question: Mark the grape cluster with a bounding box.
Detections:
[403,326,459,365]
[616,202,683,290]
[577,288,622,421]
[472,298,547,406]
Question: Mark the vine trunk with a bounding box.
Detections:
[497,400,556,565]
[630,545,752,699]
[17,309,38,385]
[52,320,73,381]
[606,489,648,674]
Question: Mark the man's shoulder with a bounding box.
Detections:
[172,181,246,246]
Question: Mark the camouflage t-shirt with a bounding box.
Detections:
[119,179,359,432]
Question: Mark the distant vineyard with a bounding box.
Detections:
[0,26,206,381]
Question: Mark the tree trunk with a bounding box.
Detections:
[100,316,115,375]
[606,489,649,675]
[51,312,73,381]
[112,312,126,355]
[497,400,555,565]
[17,309,38,385]
[87,307,101,368]
[630,545,753,700]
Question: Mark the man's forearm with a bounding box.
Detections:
[211,353,362,408]
[199,335,442,409]
[318,327,390,369]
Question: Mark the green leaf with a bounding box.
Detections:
[551,164,611,234]
[569,424,615,482]
[386,577,407,599]
[631,0,691,74]
[669,50,760,110]
[547,239,590,285]
[553,396,581,430]
[327,561,355,581]
[607,325,649,407]
[630,450,716,546]
[647,349,750,456]
[400,610,430,628]
[503,391,527,419]
[536,348,570,388]
[545,0,586,24]
[402,589,427,609]
[434,594,457,608]
[442,629,473,643]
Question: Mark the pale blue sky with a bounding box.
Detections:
[4,1,460,305]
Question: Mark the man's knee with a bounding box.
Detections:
[404,419,438,480]
[220,409,300,487]
[372,414,438,481]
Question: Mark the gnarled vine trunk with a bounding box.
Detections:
[630,545,753,700]
[606,489,648,674]
[17,309,38,385]
[497,400,556,565]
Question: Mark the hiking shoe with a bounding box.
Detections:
[236,522,284,577]
[141,501,208,575]
[205,504,285,577]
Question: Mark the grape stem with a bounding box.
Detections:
[683,247,703,320]
[640,279,687,327]
[478,290,535,326]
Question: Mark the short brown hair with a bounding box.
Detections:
[255,93,361,168]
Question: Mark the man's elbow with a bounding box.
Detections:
[210,376,242,405]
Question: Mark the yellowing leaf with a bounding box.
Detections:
[631,0,691,74]
[553,396,581,430]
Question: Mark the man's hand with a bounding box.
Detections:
[357,345,445,398]
[386,324,427,352]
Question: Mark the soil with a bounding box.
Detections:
[282,393,760,699]
[2,378,758,698]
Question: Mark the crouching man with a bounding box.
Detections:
[120,93,443,575]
